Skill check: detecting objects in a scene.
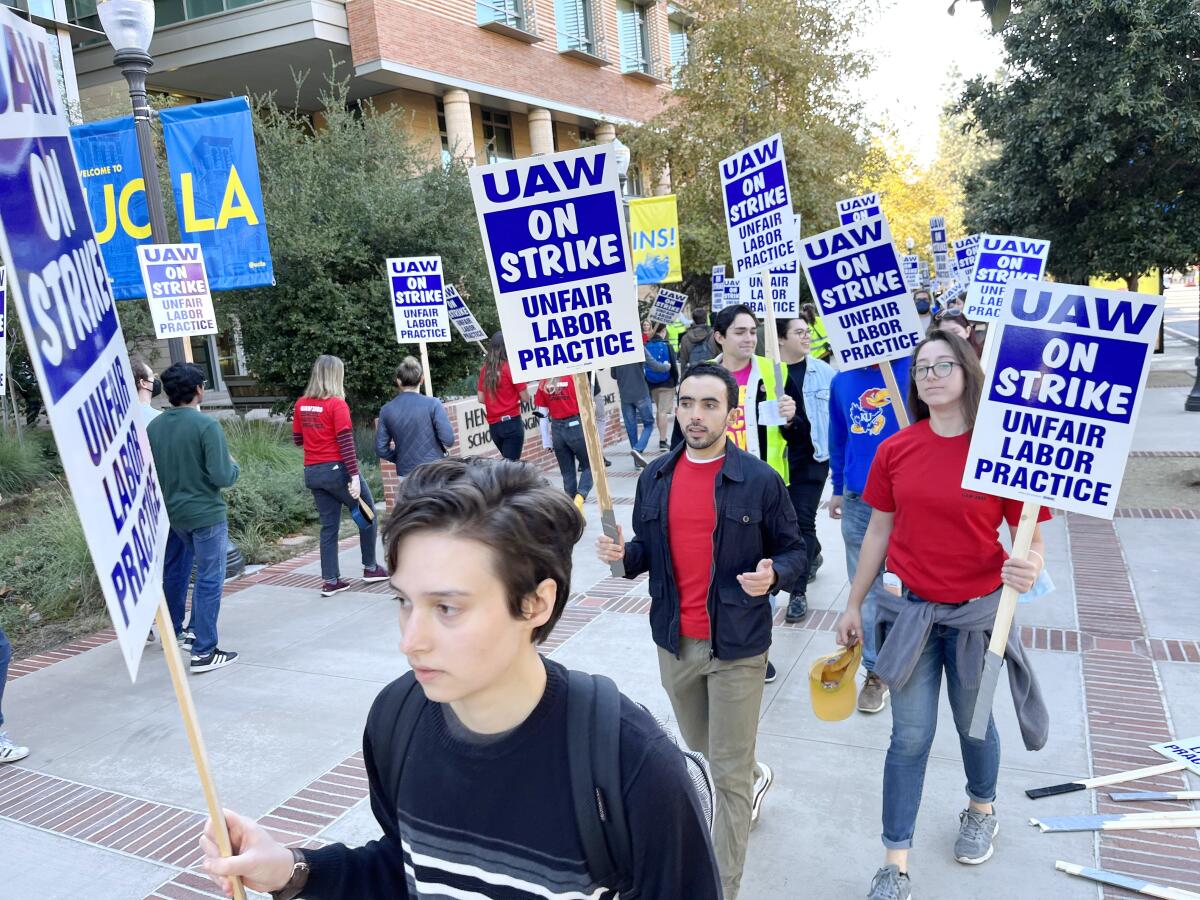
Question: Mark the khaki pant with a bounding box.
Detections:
[658,640,767,900]
[651,385,675,445]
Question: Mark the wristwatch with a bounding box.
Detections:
[272,848,310,900]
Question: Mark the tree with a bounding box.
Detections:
[624,0,868,290]
[223,70,495,418]
[959,0,1200,288]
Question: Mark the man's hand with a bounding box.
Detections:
[737,558,776,597]
[200,808,295,897]
[835,607,862,647]
[596,526,625,563]
[348,476,362,500]
[828,495,844,520]
[778,394,797,423]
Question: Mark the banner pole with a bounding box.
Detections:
[880,359,910,429]
[967,500,1039,739]
[419,341,433,397]
[761,315,785,402]
[572,373,624,577]
[154,599,246,900]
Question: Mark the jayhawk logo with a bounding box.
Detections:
[850,388,891,435]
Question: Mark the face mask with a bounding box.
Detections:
[149,377,162,398]
[915,299,931,314]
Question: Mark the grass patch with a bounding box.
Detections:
[0,429,54,495]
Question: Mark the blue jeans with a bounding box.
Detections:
[550,417,592,500]
[841,491,888,672]
[163,521,228,658]
[621,398,655,453]
[882,617,1001,848]
[304,463,378,583]
[0,626,10,729]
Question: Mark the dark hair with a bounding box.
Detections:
[679,362,739,412]
[481,331,508,396]
[161,363,205,407]
[775,317,808,341]
[649,322,668,339]
[932,308,974,328]
[713,303,755,336]
[799,302,818,325]
[383,458,583,644]
[692,306,709,325]
[130,356,153,384]
[907,330,985,430]
[394,356,423,388]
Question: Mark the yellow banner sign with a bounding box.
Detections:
[629,194,682,284]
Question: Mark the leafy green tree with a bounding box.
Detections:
[959,0,1200,288]
[224,72,495,418]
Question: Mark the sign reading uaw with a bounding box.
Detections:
[469,144,640,380]
[720,134,796,278]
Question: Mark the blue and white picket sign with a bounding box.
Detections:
[953,234,980,286]
[649,288,688,326]
[962,281,1163,518]
[137,244,217,340]
[468,144,640,380]
[836,192,880,225]
[387,256,450,343]
[723,276,741,307]
[711,265,726,311]
[800,215,923,370]
[445,285,488,343]
[930,215,950,282]
[720,134,796,278]
[918,259,931,289]
[901,254,920,291]
[962,234,1051,322]
[0,266,6,396]
[0,10,168,680]
[746,214,801,319]
[1151,737,1200,776]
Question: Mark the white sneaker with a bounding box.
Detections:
[751,761,774,826]
[0,732,30,764]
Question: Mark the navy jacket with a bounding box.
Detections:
[623,443,806,660]
[375,392,454,476]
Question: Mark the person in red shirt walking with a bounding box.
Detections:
[834,332,1050,900]
[477,332,530,462]
[534,376,591,513]
[293,355,389,597]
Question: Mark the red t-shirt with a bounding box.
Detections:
[863,419,1051,603]
[669,452,724,640]
[534,377,581,420]
[477,361,525,424]
[725,363,752,451]
[293,396,358,474]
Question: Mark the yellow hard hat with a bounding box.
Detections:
[809,643,863,722]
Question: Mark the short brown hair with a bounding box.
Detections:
[907,330,986,430]
[394,356,423,388]
[383,458,583,644]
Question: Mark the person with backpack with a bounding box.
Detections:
[611,346,669,468]
[597,363,806,900]
[645,323,678,451]
[678,306,715,378]
[199,458,721,900]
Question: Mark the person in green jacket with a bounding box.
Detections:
[147,364,240,674]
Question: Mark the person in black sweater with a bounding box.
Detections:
[200,458,720,900]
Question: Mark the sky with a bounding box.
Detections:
[852,0,1007,165]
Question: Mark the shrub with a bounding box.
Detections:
[223,418,303,469]
[0,430,50,495]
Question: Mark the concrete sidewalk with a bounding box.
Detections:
[2,373,1199,899]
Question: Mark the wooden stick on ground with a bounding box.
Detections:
[1056,860,1200,899]
[1111,791,1200,802]
[879,359,910,429]
[1027,760,1188,799]
[1033,809,1200,832]
[154,600,246,900]
[573,373,623,578]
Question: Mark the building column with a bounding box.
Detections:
[442,89,476,164]
[528,107,554,156]
[594,122,616,144]
[655,163,672,196]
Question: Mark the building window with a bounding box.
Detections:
[436,99,452,167]
[616,0,651,75]
[481,109,514,163]
[477,0,527,31]
[555,0,594,54]
[65,0,271,37]
[626,163,644,198]
[668,7,689,85]
[579,126,596,144]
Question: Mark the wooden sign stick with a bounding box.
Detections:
[880,359,910,429]
[1027,760,1187,799]
[761,316,786,403]
[154,599,246,900]
[1056,860,1200,899]
[419,341,433,397]
[572,373,623,577]
[968,500,1039,739]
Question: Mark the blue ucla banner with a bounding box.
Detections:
[70,116,150,300]
[159,97,274,292]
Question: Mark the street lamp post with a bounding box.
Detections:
[1186,296,1200,412]
[97,0,185,366]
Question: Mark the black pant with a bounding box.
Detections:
[489,417,525,461]
[550,417,592,499]
[304,462,378,583]
[787,459,829,576]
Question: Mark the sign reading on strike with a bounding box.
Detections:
[649,288,688,326]
[723,277,741,307]
[388,256,450,344]
[720,134,795,278]
[962,234,1051,322]
[1151,736,1200,776]
[800,216,923,369]
[469,144,640,380]
[711,265,726,311]
[953,234,980,286]
[0,9,168,680]
[930,215,949,281]
[918,259,931,289]
[901,254,920,291]
[962,281,1162,518]
[137,244,217,339]
[445,285,487,342]
[837,192,880,224]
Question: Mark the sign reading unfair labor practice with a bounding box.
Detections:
[1151,737,1200,776]
[746,214,801,319]
[930,216,950,281]
[953,234,980,286]
[901,254,920,291]
[963,281,1163,518]
[445,285,488,342]
[963,234,1050,322]
[0,10,168,680]
[137,244,217,339]
[711,265,727,311]
[800,216,923,369]
[387,256,450,343]
[469,144,640,380]
[837,192,880,225]
[649,288,688,326]
[720,134,796,278]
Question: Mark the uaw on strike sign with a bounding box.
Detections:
[720,134,795,279]
[469,144,640,380]
[0,9,167,679]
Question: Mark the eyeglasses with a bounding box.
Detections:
[790,327,811,338]
[935,309,966,322]
[913,361,961,381]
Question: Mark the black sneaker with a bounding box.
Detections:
[765,661,777,684]
[658,440,668,451]
[807,552,824,584]
[631,448,648,468]
[785,593,808,623]
[176,629,196,651]
[190,648,238,674]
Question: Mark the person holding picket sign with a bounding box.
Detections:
[534,376,592,514]
[477,332,530,462]
[834,331,1051,900]
[645,323,679,451]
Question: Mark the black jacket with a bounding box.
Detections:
[623,443,806,660]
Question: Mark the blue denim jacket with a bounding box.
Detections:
[623,443,807,660]
[799,356,834,462]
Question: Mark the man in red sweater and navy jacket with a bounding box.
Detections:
[598,363,805,900]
